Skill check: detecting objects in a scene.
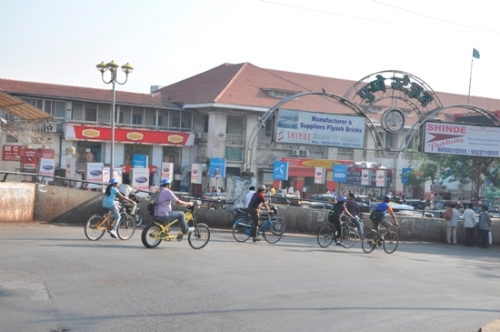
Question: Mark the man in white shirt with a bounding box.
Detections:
[288,185,294,194]
[302,186,307,198]
[245,186,256,208]
[463,203,477,247]
[118,178,137,214]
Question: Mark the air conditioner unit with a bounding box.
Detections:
[300,150,309,157]
[291,149,300,156]
[195,132,202,139]
[45,123,57,133]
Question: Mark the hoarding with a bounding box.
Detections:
[275,109,366,148]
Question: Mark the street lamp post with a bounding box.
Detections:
[96,61,133,170]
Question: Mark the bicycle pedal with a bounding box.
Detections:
[176,233,183,241]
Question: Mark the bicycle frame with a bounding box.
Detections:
[94,211,114,231]
[150,209,195,241]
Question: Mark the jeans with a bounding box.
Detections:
[154,211,189,234]
[447,225,457,244]
[351,216,364,239]
[464,227,474,246]
[108,202,121,232]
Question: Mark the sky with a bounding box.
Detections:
[1,0,499,99]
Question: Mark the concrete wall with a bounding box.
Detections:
[0,182,36,222]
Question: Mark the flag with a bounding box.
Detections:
[472,48,480,59]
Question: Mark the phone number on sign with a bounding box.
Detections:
[436,147,467,154]
[470,149,499,156]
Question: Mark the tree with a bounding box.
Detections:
[402,149,438,199]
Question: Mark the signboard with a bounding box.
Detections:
[39,158,55,177]
[209,158,226,178]
[401,168,412,185]
[86,163,104,189]
[2,145,25,161]
[275,109,366,148]
[161,162,174,181]
[132,154,148,168]
[424,122,500,157]
[361,169,370,186]
[314,167,325,184]
[21,148,38,173]
[191,163,203,184]
[333,164,347,183]
[279,157,354,168]
[273,161,289,181]
[376,170,386,187]
[130,168,150,191]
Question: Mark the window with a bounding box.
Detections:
[6,135,18,143]
[118,112,124,124]
[203,115,209,132]
[156,116,162,127]
[226,147,243,161]
[53,101,65,118]
[86,109,97,122]
[265,118,273,137]
[169,110,180,128]
[181,112,192,129]
[132,114,142,125]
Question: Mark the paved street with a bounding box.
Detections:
[1,222,499,332]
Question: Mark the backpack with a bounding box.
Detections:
[147,188,163,216]
[443,208,452,221]
[370,209,384,222]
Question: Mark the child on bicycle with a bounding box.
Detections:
[328,196,355,246]
[103,178,134,238]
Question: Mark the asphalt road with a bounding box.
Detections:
[1,223,499,332]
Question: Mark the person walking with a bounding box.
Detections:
[463,203,476,247]
[328,196,355,246]
[103,178,134,238]
[302,186,307,199]
[153,179,194,235]
[247,184,273,242]
[446,203,460,244]
[345,193,364,239]
[477,205,492,249]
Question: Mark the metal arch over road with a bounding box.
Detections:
[245,91,386,173]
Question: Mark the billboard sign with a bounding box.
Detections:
[275,109,366,148]
[273,161,289,181]
[333,164,347,183]
[209,158,226,178]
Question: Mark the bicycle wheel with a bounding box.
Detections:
[188,223,210,249]
[341,226,358,249]
[317,225,335,248]
[361,230,377,253]
[263,221,283,244]
[232,218,251,242]
[269,217,286,235]
[116,214,136,240]
[383,231,399,254]
[141,222,163,248]
[84,214,106,241]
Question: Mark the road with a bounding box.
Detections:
[1,222,499,332]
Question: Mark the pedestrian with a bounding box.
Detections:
[446,203,460,244]
[288,185,294,194]
[477,205,492,249]
[247,185,273,242]
[149,183,158,193]
[325,189,331,195]
[245,186,255,208]
[463,203,476,247]
[345,193,364,239]
[302,186,307,199]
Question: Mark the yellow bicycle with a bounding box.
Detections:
[84,207,136,241]
[141,204,210,249]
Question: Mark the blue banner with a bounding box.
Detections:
[333,164,347,183]
[273,161,289,181]
[132,154,147,168]
[209,158,226,178]
[401,167,412,185]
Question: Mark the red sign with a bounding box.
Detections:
[123,165,157,174]
[64,124,194,146]
[2,145,26,161]
[38,148,55,159]
[21,148,38,173]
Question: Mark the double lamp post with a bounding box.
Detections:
[96,60,133,170]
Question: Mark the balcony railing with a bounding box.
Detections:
[226,134,243,145]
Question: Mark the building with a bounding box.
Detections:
[1,63,499,197]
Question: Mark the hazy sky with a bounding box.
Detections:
[1,0,498,99]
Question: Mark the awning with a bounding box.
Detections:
[0,91,52,121]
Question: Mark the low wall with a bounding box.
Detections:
[0,182,36,222]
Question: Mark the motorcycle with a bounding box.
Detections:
[120,193,143,227]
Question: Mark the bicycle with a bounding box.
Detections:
[232,206,286,244]
[141,203,210,249]
[317,214,361,249]
[84,204,137,241]
[361,224,399,254]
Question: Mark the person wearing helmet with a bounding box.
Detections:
[373,196,398,240]
[103,178,134,238]
[346,193,364,239]
[328,196,355,245]
[153,179,194,234]
[247,184,273,242]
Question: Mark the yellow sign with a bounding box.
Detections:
[127,132,144,141]
[82,129,100,138]
[167,135,183,144]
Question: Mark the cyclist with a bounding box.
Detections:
[244,186,256,208]
[153,178,194,234]
[328,196,355,245]
[247,184,273,242]
[103,178,135,238]
[345,193,364,239]
[118,178,137,215]
[372,196,399,240]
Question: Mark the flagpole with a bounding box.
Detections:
[468,57,474,104]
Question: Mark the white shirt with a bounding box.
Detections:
[463,208,477,228]
[245,190,255,208]
[118,184,135,197]
[288,186,294,194]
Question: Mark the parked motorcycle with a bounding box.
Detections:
[120,193,143,227]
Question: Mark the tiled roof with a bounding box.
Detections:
[0,78,178,109]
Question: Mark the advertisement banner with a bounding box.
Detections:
[21,148,38,173]
[2,145,25,161]
[376,170,386,187]
[39,158,55,177]
[424,122,500,157]
[132,154,148,168]
[314,168,325,184]
[161,162,174,181]
[65,157,72,178]
[86,163,104,189]
[275,109,366,148]
[333,164,347,183]
[401,168,412,185]
[209,158,226,178]
[361,169,370,186]
[131,168,150,191]
[102,167,110,193]
[273,161,289,181]
[191,163,202,184]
